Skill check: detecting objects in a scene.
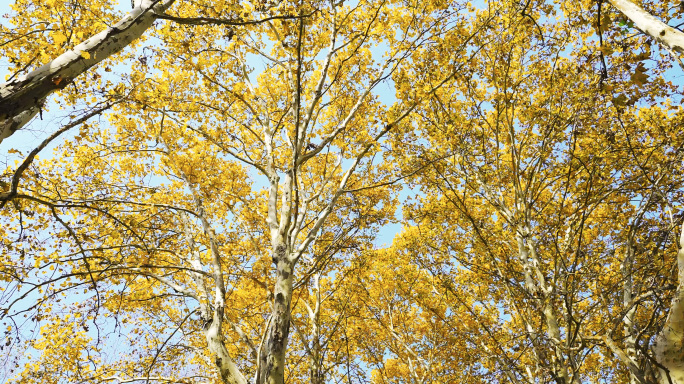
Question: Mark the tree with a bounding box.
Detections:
[0,0,489,383]
[607,0,684,67]
[3,0,684,383]
[387,0,684,382]
[0,0,311,144]
[0,0,176,143]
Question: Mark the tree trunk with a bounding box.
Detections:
[608,0,684,66]
[205,311,248,384]
[654,225,684,384]
[309,274,323,384]
[0,0,177,144]
[257,246,294,384]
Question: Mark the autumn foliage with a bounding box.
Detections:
[1,0,684,383]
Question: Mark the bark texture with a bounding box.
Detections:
[0,0,177,144]
[257,247,294,384]
[654,226,684,384]
[205,311,248,384]
[608,0,684,66]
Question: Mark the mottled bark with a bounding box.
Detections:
[654,225,684,384]
[308,274,323,384]
[0,0,177,144]
[608,0,684,67]
[257,248,294,384]
[204,309,248,384]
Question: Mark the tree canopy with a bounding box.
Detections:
[1,0,684,383]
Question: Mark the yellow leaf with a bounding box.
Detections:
[598,45,614,56]
[53,32,67,45]
[81,51,91,59]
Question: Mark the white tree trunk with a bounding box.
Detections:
[0,0,177,144]
[654,225,684,384]
[257,244,295,384]
[608,0,684,66]
[204,313,249,384]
